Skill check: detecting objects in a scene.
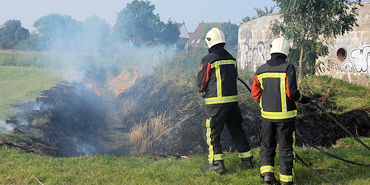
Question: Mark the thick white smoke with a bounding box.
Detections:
[36,15,177,84]
[0,120,15,134]
[9,14,178,156]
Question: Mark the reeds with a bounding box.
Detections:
[129,111,169,155]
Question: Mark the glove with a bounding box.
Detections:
[199,90,206,98]
[300,95,310,104]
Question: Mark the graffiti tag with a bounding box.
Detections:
[239,41,269,69]
[350,46,370,75]
[341,61,353,72]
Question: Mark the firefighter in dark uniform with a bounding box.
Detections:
[251,37,310,184]
[198,28,253,173]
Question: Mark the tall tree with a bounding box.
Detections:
[15,27,30,41]
[158,20,180,45]
[221,22,239,48]
[271,0,362,80]
[34,14,111,51]
[81,16,111,51]
[202,23,224,40]
[34,14,80,50]
[0,20,29,49]
[201,22,238,49]
[112,0,163,45]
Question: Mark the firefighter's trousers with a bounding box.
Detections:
[204,105,252,163]
[260,120,296,183]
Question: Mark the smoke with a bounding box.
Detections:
[72,137,105,155]
[60,59,86,83]
[32,14,175,84]
[33,101,54,111]
[0,120,15,134]
[9,14,178,157]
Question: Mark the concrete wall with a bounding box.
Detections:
[237,13,280,72]
[317,1,370,87]
[237,2,370,87]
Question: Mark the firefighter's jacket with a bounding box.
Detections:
[198,44,239,107]
[251,54,304,122]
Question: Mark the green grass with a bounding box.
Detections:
[0,66,61,119]
[0,50,56,68]
[0,137,368,184]
[303,75,370,113]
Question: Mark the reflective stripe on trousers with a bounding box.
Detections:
[260,165,274,174]
[259,121,295,182]
[206,117,214,163]
[239,150,253,159]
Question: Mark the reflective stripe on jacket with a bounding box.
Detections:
[198,44,239,107]
[251,54,303,122]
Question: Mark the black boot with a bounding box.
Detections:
[240,158,254,169]
[203,160,226,174]
[261,173,280,184]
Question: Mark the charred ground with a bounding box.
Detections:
[1,75,369,157]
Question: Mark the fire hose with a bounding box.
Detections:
[308,100,370,151]
[237,77,369,185]
[296,134,370,166]
[238,77,369,150]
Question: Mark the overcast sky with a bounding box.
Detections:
[0,0,276,32]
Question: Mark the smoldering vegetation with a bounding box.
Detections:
[2,51,370,157]
[0,12,183,156]
[1,50,178,156]
[3,57,369,157]
[1,12,369,158]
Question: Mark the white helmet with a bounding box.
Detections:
[205,28,225,48]
[270,37,291,56]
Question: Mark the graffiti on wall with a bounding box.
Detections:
[239,41,270,69]
[321,39,369,75]
[240,38,369,76]
[341,61,353,72]
[326,60,342,71]
[349,46,370,75]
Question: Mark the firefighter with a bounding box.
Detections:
[198,28,253,174]
[251,37,310,184]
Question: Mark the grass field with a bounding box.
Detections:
[0,66,61,119]
[0,137,368,184]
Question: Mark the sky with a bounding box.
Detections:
[0,0,276,33]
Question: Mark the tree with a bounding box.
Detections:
[221,22,239,48]
[271,0,362,80]
[1,20,21,41]
[201,23,223,40]
[0,20,30,49]
[255,6,275,17]
[112,0,163,45]
[157,20,180,45]
[34,14,80,50]
[81,16,111,51]
[15,27,30,41]
[201,22,239,49]
[34,14,112,51]
[240,6,275,25]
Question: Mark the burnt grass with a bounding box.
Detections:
[1,76,369,157]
